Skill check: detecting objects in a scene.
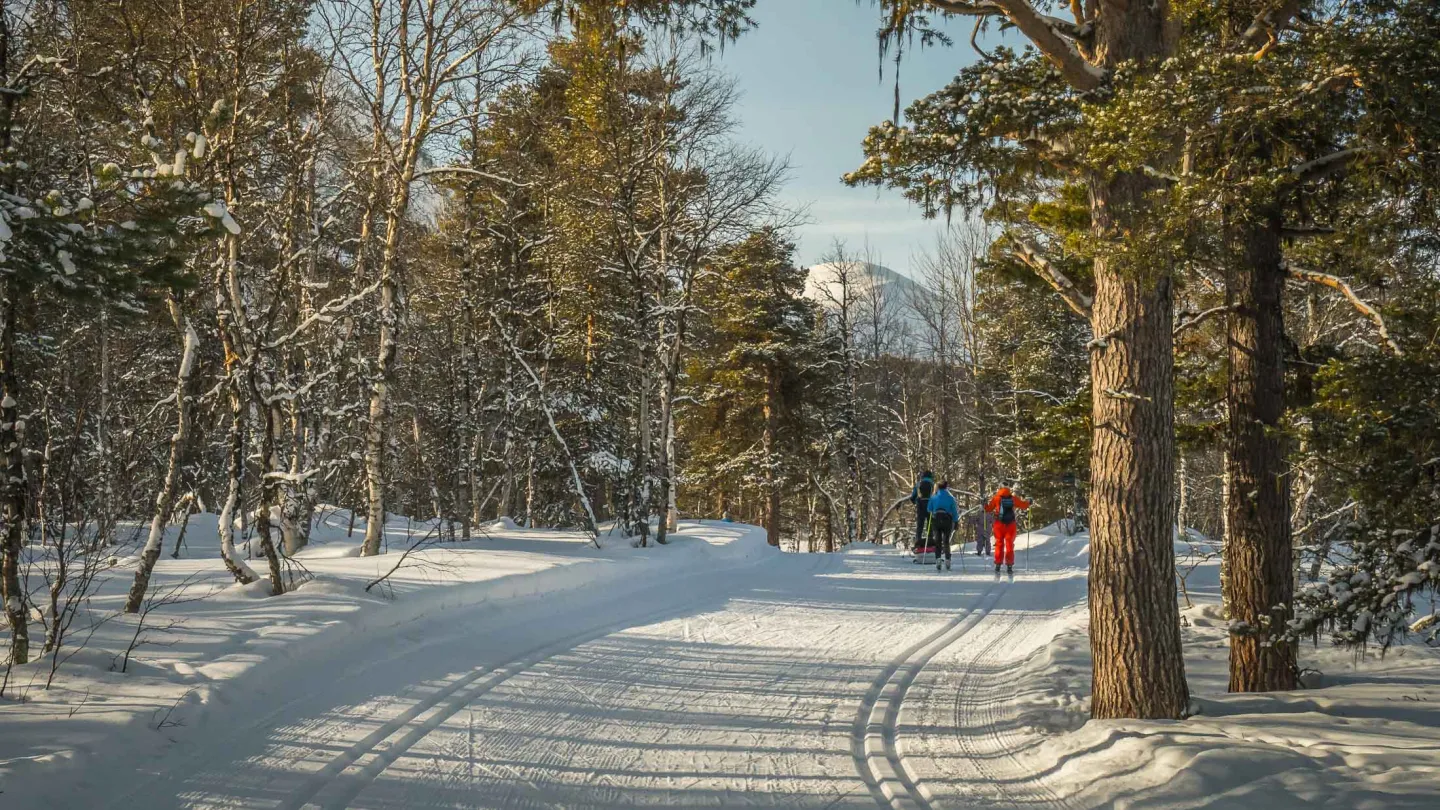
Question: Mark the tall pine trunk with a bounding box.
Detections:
[763,366,781,546]
[1083,0,1189,722]
[1086,181,1190,720]
[1224,212,1296,691]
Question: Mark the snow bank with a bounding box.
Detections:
[989,529,1440,809]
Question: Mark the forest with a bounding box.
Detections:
[2,0,1438,728]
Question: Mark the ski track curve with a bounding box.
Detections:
[852,573,1007,810]
[294,552,841,810]
[97,543,787,810]
[63,541,1087,810]
[899,570,1088,810]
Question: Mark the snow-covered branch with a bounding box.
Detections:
[1008,237,1093,320]
[1287,265,1402,356]
[1173,304,1238,337]
[412,165,531,188]
[1290,148,1366,183]
[1241,1,1305,53]
[266,281,381,350]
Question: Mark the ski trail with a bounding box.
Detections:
[300,552,841,809]
[853,577,1006,810]
[66,540,1034,810]
[98,543,781,810]
[895,560,1089,810]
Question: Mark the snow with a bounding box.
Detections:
[202,201,241,235]
[3,518,1437,808]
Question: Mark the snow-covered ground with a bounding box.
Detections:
[900,529,1440,809]
[2,516,1437,808]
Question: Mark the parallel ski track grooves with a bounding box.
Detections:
[945,607,1078,810]
[287,551,839,810]
[853,573,1007,810]
[98,542,778,810]
[428,552,846,809]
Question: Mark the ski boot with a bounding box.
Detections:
[945,558,952,571]
[1006,564,1015,580]
[994,562,1002,577]
[936,557,943,571]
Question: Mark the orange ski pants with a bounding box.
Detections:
[993,521,1018,566]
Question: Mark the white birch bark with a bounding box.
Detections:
[124,313,200,613]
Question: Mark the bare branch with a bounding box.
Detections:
[1008,237,1093,320]
[1173,304,1238,337]
[1287,265,1403,356]
[929,0,1103,91]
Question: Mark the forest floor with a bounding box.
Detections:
[1,516,1438,808]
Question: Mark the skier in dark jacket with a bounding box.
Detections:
[927,482,960,570]
[908,471,936,548]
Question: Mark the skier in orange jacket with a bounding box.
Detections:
[984,486,1031,574]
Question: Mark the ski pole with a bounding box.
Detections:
[926,514,934,566]
[1024,510,1031,576]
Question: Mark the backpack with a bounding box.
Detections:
[917,477,935,500]
[998,495,1016,524]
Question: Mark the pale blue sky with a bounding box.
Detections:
[714,1,982,276]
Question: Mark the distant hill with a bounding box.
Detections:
[803,261,927,353]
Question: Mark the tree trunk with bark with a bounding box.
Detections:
[1086,169,1190,720]
[360,217,401,556]
[763,365,781,546]
[1224,211,1296,692]
[255,402,286,595]
[1076,0,1190,723]
[1,283,29,664]
[126,314,200,612]
[215,242,259,585]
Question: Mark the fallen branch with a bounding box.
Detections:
[364,523,443,594]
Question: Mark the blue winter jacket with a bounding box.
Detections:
[927,488,960,521]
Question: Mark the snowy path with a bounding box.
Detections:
[58,536,1086,810]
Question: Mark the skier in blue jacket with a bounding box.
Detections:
[926,482,961,571]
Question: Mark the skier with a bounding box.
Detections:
[908,471,936,549]
[927,481,960,571]
[970,509,990,557]
[984,486,1030,576]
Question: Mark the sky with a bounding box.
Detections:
[712,1,982,277]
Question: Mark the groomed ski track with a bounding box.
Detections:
[66,526,1087,810]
